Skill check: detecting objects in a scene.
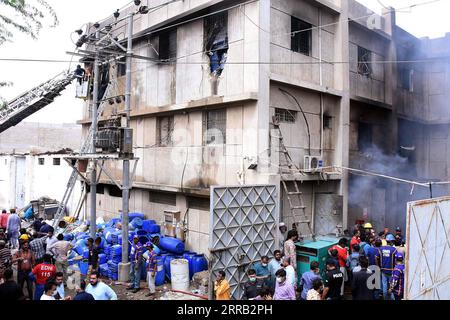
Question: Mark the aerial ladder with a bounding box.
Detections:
[0,71,75,133]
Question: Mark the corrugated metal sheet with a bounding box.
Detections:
[405,196,450,300]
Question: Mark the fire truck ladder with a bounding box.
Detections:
[52,80,115,228]
[272,119,315,240]
[0,71,75,134]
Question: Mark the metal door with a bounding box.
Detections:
[405,197,450,300]
[14,156,26,209]
[314,194,343,236]
[209,185,279,300]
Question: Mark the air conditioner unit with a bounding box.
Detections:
[304,156,323,173]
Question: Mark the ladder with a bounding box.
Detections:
[0,71,75,134]
[52,79,115,228]
[272,120,315,240]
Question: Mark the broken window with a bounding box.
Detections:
[53,158,61,166]
[117,57,126,77]
[358,122,373,152]
[149,191,177,206]
[399,67,414,92]
[159,29,177,61]
[108,185,123,198]
[204,11,228,76]
[323,114,332,130]
[291,16,312,56]
[275,108,297,123]
[357,46,372,77]
[38,158,45,165]
[204,108,227,145]
[157,116,174,147]
[96,184,105,195]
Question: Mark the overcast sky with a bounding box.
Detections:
[0,0,449,125]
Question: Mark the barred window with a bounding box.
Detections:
[38,158,45,165]
[157,116,174,147]
[53,158,61,166]
[275,108,297,124]
[204,109,227,145]
[291,17,312,56]
[357,46,372,77]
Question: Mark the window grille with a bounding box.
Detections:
[149,191,177,206]
[275,108,297,123]
[157,116,174,147]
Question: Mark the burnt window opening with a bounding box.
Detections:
[323,115,332,130]
[53,158,61,166]
[96,184,105,195]
[38,158,45,165]
[108,185,123,198]
[275,108,297,123]
[187,196,210,211]
[357,46,372,77]
[399,67,414,92]
[204,11,228,77]
[117,57,126,77]
[204,109,227,145]
[358,122,373,152]
[159,29,177,61]
[157,116,174,147]
[149,191,176,206]
[291,16,312,56]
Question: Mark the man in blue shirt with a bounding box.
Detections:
[127,236,144,293]
[367,238,382,267]
[253,256,271,287]
[268,250,282,289]
[300,261,321,300]
[86,272,117,300]
[380,235,397,300]
[389,252,405,300]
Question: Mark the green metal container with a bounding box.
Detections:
[296,237,339,282]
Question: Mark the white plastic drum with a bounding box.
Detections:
[170,259,190,292]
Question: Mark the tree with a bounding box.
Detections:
[0,0,58,107]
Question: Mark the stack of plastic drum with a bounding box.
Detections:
[191,254,208,276]
[155,257,165,286]
[128,213,145,221]
[73,238,88,255]
[99,264,109,277]
[183,252,197,279]
[159,237,185,255]
[170,259,190,291]
[108,245,122,280]
[99,253,107,265]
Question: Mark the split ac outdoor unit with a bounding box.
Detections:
[304,156,323,173]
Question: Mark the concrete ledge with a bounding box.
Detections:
[270,73,343,97]
[281,172,342,181]
[350,95,392,110]
[77,92,258,124]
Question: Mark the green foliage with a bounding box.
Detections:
[0,0,58,45]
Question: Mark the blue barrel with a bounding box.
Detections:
[73,239,88,255]
[131,218,143,229]
[183,252,197,279]
[136,230,148,237]
[128,213,145,222]
[64,234,74,241]
[104,228,117,244]
[163,255,175,280]
[159,237,185,255]
[142,220,157,233]
[147,224,160,234]
[128,223,136,231]
[79,261,89,275]
[155,257,165,286]
[192,254,208,275]
[128,231,136,242]
[99,253,107,265]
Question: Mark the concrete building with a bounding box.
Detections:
[77,0,450,255]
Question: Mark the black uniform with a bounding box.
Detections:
[324,268,344,300]
[242,279,264,300]
[351,269,374,300]
[0,280,24,300]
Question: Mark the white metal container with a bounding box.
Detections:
[170,259,190,292]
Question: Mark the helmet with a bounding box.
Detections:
[395,252,404,261]
[386,234,396,242]
[363,223,373,229]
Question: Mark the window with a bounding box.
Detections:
[117,56,126,77]
[291,16,312,56]
[159,29,177,61]
[358,122,373,152]
[187,196,210,211]
[323,115,332,130]
[96,184,105,195]
[157,116,174,147]
[399,68,414,92]
[149,191,176,206]
[204,109,227,145]
[357,46,372,77]
[275,108,297,123]
[53,158,61,166]
[108,185,122,198]
[38,158,45,165]
[204,12,228,51]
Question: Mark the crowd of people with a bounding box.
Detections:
[214,222,407,301]
[0,209,117,300]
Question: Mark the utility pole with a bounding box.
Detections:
[90,30,100,239]
[118,12,134,282]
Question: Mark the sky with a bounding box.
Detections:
[0,0,450,125]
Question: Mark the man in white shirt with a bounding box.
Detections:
[47,234,73,282]
[45,229,58,254]
[282,257,297,288]
[40,281,57,300]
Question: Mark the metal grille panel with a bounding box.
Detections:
[209,185,279,300]
[405,197,450,300]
